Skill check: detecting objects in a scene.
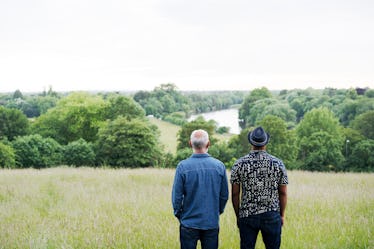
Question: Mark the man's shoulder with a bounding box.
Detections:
[209,155,224,163]
[267,153,285,166]
[234,154,252,164]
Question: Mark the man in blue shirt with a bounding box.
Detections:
[172,129,229,249]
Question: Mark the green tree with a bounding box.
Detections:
[177,116,217,150]
[341,127,364,163]
[63,138,95,167]
[95,117,163,167]
[239,87,272,127]
[13,89,23,99]
[171,147,193,168]
[227,127,253,159]
[208,141,236,168]
[0,142,16,168]
[289,98,305,122]
[296,108,344,171]
[334,97,374,127]
[350,110,374,139]
[298,131,344,171]
[347,139,374,172]
[0,106,29,141]
[258,115,297,167]
[105,94,145,120]
[133,90,151,103]
[245,98,277,126]
[32,92,106,144]
[346,88,358,100]
[12,134,62,168]
[365,89,374,98]
[246,99,296,127]
[36,95,59,114]
[143,97,163,117]
[160,95,177,113]
[164,112,188,126]
[133,83,191,118]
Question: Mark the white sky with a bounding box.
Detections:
[1,0,373,93]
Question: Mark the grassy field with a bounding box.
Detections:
[0,168,373,249]
[148,117,181,154]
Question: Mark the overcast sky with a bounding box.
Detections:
[1,0,373,93]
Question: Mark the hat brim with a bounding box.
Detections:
[249,132,270,147]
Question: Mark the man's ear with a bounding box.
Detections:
[189,140,192,148]
[206,141,211,148]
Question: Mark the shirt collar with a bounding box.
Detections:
[191,153,211,158]
[250,149,267,153]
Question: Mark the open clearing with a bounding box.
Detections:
[0,168,373,248]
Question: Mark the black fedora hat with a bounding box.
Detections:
[248,126,270,147]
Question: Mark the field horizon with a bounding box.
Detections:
[1,167,373,248]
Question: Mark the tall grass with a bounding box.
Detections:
[0,168,373,249]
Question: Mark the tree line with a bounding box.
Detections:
[231,87,373,172]
[133,83,245,125]
[0,84,373,172]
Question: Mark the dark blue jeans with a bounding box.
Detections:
[238,211,282,249]
[180,225,219,249]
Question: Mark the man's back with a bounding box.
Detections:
[231,126,288,249]
[172,129,229,249]
[172,153,228,229]
[231,150,287,217]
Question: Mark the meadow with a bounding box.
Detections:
[0,168,373,249]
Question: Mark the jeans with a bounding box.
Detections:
[180,225,219,249]
[238,211,282,249]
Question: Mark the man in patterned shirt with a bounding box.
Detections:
[231,126,288,249]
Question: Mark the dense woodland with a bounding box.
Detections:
[0,83,373,172]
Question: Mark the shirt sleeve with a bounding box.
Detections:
[278,161,288,185]
[171,165,184,219]
[230,162,240,184]
[219,167,229,214]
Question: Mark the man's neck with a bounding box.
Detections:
[252,146,266,151]
[193,148,208,154]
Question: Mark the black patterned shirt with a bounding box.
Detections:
[230,150,288,217]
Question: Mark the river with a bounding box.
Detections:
[188,108,241,134]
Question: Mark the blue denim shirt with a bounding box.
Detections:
[172,153,229,229]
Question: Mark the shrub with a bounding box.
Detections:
[209,142,236,168]
[163,112,187,126]
[216,126,230,134]
[95,117,163,167]
[347,139,374,172]
[0,142,16,168]
[172,148,192,167]
[0,106,29,141]
[12,134,62,168]
[63,139,95,166]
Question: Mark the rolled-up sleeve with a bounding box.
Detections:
[172,166,184,218]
